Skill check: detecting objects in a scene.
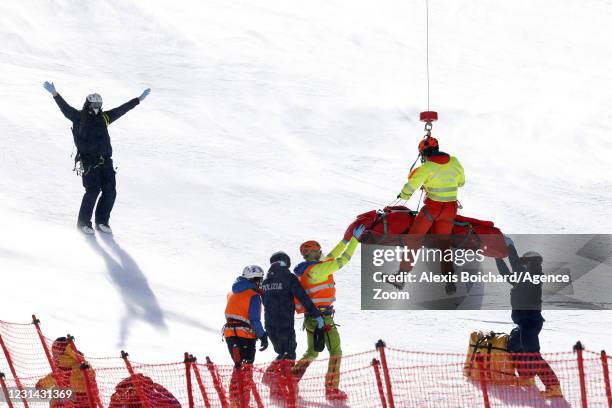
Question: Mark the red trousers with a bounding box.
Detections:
[399,200,458,272]
[409,199,458,235]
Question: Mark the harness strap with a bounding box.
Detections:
[422,206,434,222]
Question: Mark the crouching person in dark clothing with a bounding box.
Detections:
[261,251,323,401]
[496,238,562,398]
[43,81,150,235]
[223,265,268,407]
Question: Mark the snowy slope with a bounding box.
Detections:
[0,0,611,364]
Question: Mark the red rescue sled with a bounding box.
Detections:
[343,205,508,258]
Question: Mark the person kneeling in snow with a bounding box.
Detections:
[36,337,100,407]
[222,265,268,407]
[43,81,150,235]
[495,238,563,398]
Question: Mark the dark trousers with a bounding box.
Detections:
[267,326,297,360]
[263,327,298,402]
[78,158,116,227]
[225,336,257,407]
[509,311,560,387]
[226,336,256,366]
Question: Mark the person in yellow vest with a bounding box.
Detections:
[397,136,465,292]
[35,337,100,408]
[223,265,268,407]
[291,224,365,402]
[398,136,465,235]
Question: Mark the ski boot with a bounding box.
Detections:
[96,223,113,234]
[78,223,95,235]
[325,387,348,401]
[387,271,406,290]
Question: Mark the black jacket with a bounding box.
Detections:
[496,243,543,318]
[53,94,140,158]
[261,262,321,329]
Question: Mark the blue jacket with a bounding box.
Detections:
[262,262,320,330]
[231,277,265,338]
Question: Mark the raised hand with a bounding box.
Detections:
[43,81,57,96]
[353,224,366,239]
[138,88,151,101]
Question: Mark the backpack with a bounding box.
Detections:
[463,330,518,385]
[71,111,110,174]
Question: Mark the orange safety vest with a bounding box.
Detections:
[295,260,337,314]
[224,289,258,339]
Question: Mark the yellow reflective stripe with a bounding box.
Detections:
[306,283,336,294]
[225,314,250,324]
[427,186,457,193]
[402,184,416,194]
[102,113,110,126]
[313,297,336,305]
[426,192,457,201]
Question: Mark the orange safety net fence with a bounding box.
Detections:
[1,316,611,407]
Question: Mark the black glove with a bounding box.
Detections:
[259,334,269,351]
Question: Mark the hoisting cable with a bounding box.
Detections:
[426,0,431,111]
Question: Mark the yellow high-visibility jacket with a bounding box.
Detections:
[297,237,359,285]
[399,154,465,202]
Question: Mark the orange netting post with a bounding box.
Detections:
[67,335,102,408]
[280,360,296,408]
[376,339,395,408]
[0,334,29,408]
[574,341,588,408]
[371,359,388,408]
[240,364,262,408]
[602,350,612,408]
[231,345,248,408]
[121,351,152,408]
[191,356,212,408]
[31,315,58,376]
[206,356,229,408]
[0,372,15,408]
[184,353,195,408]
[476,354,491,408]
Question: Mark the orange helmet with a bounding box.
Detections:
[418,136,439,155]
[300,240,321,256]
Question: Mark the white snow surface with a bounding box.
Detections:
[0,0,611,366]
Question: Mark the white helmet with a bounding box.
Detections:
[86,93,103,114]
[86,93,103,105]
[242,265,264,280]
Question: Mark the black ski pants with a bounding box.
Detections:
[267,325,297,360]
[226,336,257,367]
[78,158,116,227]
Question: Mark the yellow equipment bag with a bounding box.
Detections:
[464,330,519,385]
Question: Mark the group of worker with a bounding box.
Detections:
[222,225,365,405]
[222,135,563,404]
